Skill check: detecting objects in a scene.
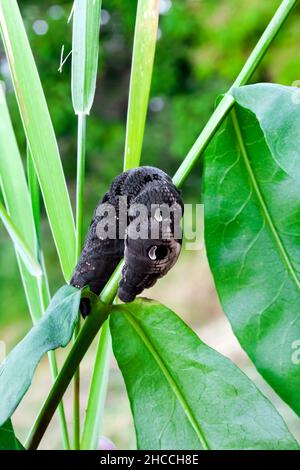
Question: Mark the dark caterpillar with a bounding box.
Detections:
[71,166,183,312]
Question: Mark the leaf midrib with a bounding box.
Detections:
[231,108,300,291]
[123,310,210,450]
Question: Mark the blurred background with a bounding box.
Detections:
[0,0,300,449]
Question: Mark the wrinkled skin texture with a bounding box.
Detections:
[71,166,183,308]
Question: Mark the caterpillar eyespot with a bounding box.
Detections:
[148,245,169,261]
[70,166,183,311]
[148,245,158,260]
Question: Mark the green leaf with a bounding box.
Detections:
[0,285,81,426]
[0,83,43,322]
[0,420,24,450]
[0,201,42,277]
[110,299,298,450]
[0,0,76,281]
[203,83,300,416]
[123,0,159,170]
[71,0,102,115]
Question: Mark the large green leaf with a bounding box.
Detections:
[0,285,81,426]
[0,420,24,450]
[110,299,298,450]
[0,0,76,281]
[203,83,300,416]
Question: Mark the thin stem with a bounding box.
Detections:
[76,113,86,260]
[25,263,123,450]
[48,352,71,450]
[38,277,71,450]
[230,0,297,90]
[25,0,298,450]
[81,321,111,450]
[172,0,297,188]
[27,146,71,450]
[73,112,87,449]
[73,323,81,449]
[172,94,234,188]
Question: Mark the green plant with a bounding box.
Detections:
[0,0,299,450]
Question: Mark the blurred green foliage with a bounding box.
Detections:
[0,0,300,325]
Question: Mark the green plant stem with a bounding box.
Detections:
[48,352,71,450]
[73,321,80,450]
[27,147,71,450]
[25,0,298,450]
[76,113,86,261]
[73,112,86,449]
[25,264,122,450]
[81,320,111,449]
[172,0,297,188]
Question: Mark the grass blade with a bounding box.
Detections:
[72,0,102,115]
[0,0,76,281]
[0,201,42,277]
[0,84,71,449]
[0,83,42,322]
[81,320,111,450]
[123,0,159,170]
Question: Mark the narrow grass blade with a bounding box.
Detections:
[123,0,159,170]
[0,83,42,322]
[0,201,42,277]
[72,0,102,115]
[0,84,71,449]
[81,320,111,449]
[0,0,76,281]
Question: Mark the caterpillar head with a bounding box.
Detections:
[118,236,182,303]
[117,190,183,302]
